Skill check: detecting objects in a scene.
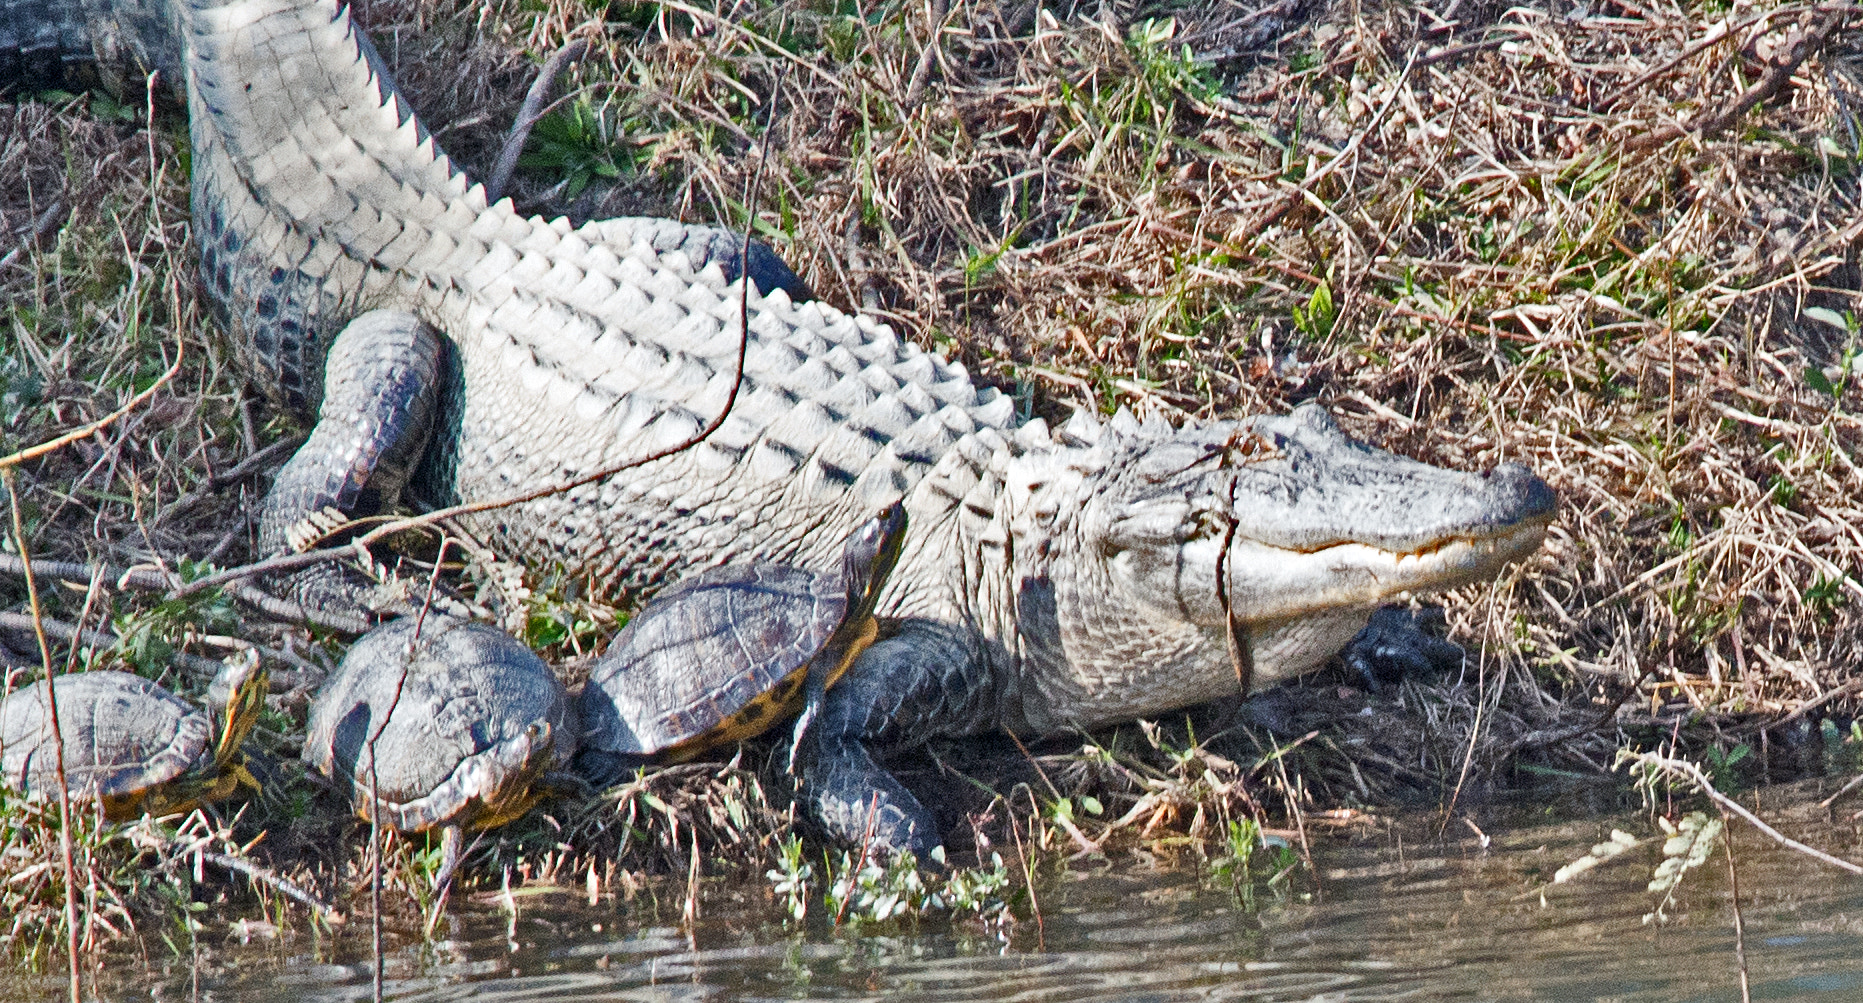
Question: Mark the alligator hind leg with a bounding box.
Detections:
[797,620,994,860]
[254,310,444,632]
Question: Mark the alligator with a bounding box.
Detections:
[8,0,1555,855]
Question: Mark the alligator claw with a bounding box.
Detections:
[1343,605,1466,692]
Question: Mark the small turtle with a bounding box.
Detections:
[576,502,907,782]
[301,615,577,889]
[0,655,268,821]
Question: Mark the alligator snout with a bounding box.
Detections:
[1472,462,1557,535]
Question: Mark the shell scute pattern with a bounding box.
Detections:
[577,504,907,768]
[578,565,839,760]
[301,616,577,832]
[0,674,203,801]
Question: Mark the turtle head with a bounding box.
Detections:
[840,501,909,623]
[207,650,269,777]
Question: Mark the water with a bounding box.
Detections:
[57,780,1863,1001]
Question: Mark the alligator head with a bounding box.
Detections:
[1013,404,1554,731]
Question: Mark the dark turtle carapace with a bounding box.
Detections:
[577,502,907,780]
[301,615,578,889]
[0,655,268,821]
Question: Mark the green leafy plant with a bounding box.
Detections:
[766,833,814,921]
[518,97,636,198]
[1291,282,1336,342]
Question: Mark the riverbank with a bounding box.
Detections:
[2,0,1860,958]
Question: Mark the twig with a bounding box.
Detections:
[1269,738,1315,885]
[1598,2,1844,108]
[681,826,701,927]
[0,553,171,592]
[198,851,342,926]
[6,472,82,1003]
[835,791,880,928]
[1627,8,1848,151]
[0,612,246,680]
[1006,798,1043,947]
[153,434,305,525]
[1722,832,1752,1003]
[1734,679,1863,737]
[1631,752,1863,875]
[1817,771,1863,810]
[0,200,69,273]
[485,39,594,204]
[1003,731,1099,855]
[0,337,184,471]
[901,0,952,109]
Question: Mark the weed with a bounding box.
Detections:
[766,833,813,920]
[518,96,638,198]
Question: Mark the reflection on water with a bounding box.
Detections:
[81,780,1863,1001]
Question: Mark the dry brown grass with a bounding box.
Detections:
[3,0,1863,952]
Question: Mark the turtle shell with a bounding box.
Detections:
[302,616,577,833]
[577,562,847,762]
[0,672,214,819]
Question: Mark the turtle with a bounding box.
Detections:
[575,501,907,783]
[0,654,268,821]
[301,614,577,890]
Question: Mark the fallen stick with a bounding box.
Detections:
[1627,8,1849,151]
[1630,752,1863,876]
[198,852,343,926]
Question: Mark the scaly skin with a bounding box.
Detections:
[17,0,1557,854]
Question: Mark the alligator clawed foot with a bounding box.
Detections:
[1343,605,1466,693]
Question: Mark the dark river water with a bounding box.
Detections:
[23,779,1863,1002]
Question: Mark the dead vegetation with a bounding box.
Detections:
[2,0,1863,960]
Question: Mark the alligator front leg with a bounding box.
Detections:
[254,310,444,632]
[798,620,996,859]
[1341,604,1467,692]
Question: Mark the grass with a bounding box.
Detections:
[2,0,1862,966]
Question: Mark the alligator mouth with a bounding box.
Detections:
[1224,511,1553,624]
[1365,513,1553,591]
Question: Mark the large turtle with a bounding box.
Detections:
[0,655,268,821]
[576,502,907,782]
[301,615,577,889]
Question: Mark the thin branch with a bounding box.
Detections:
[198,851,342,926]
[6,472,82,1002]
[0,553,172,591]
[0,612,240,680]
[154,434,306,525]
[0,337,184,471]
[1627,8,1849,151]
[1632,752,1863,876]
[485,39,594,204]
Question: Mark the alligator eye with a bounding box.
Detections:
[1225,431,1281,464]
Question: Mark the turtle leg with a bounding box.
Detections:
[785,649,834,775]
[796,620,995,860]
[253,310,445,632]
